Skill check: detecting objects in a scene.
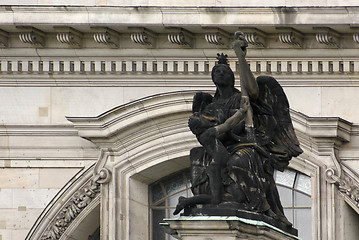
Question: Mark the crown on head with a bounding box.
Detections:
[216,53,229,65]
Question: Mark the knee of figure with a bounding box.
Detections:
[211,197,221,205]
[190,147,204,163]
[190,147,204,156]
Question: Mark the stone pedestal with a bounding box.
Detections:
[161,216,299,240]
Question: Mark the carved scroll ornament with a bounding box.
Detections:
[94,31,120,48]
[40,168,110,240]
[168,29,193,47]
[19,32,45,47]
[353,33,359,44]
[314,27,339,46]
[326,167,359,209]
[204,30,230,46]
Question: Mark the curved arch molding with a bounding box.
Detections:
[27,90,359,239]
[26,164,110,240]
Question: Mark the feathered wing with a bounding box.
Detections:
[252,76,303,171]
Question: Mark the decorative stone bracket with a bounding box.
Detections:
[314,27,339,46]
[93,27,120,48]
[168,28,194,47]
[130,27,155,47]
[54,27,83,48]
[353,33,359,44]
[350,27,359,44]
[17,26,45,47]
[240,28,266,47]
[204,28,231,46]
[0,29,8,48]
[277,27,303,47]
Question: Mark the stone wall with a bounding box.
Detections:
[0,3,359,240]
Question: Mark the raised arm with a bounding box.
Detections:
[233,32,259,101]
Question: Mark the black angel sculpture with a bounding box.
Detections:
[173,32,303,233]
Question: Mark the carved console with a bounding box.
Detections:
[204,29,231,46]
[0,29,8,48]
[93,28,120,48]
[277,27,304,47]
[240,28,266,47]
[18,27,45,47]
[315,27,339,46]
[168,29,193,47]
[55,27,83,48]
[130,28,155,47]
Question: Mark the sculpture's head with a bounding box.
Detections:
[211,53,235,88]
[211,64,235,87]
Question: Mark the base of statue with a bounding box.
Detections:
[182,207,297,236]
[161,216,299,240]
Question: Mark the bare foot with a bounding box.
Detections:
[173,196,186,215]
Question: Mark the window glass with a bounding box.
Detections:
[275,168,296,187]
[294,191,311,207]
[277,185,293,207]
[284,208,294,224]
[151,183,165,204]
[294,208,312,240]
[164,173,186,196]
[167,191,187,210]
[295,173,312,195]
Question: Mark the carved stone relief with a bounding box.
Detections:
[40,168,110,240]
[326,167,359,211]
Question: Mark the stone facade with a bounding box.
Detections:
[0,1,358,240]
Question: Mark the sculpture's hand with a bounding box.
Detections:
[233,31,248,59]
[240,96,250,112]
[188,114,203,134]
[214,97,249,136]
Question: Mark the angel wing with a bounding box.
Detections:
[252,76,303,171]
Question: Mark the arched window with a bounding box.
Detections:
[150,168,312,240]
[275,168,312,240]
[150,171,193,240]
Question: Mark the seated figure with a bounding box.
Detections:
[173,33,303,231]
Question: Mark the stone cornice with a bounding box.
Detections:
[290,111,352,143]
[291,111,352,182]
[0,6,358,26]
[1,1,359,7]
[0,7,359,51]
[0,124,77,136]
